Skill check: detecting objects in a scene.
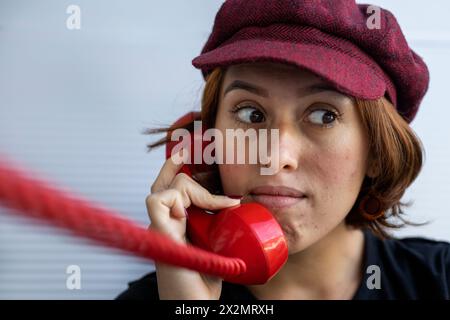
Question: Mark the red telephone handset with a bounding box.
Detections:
[165,112,288,285]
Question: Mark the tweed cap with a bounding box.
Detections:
[192,0,430,123]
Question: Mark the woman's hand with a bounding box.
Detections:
[146,151,241,299]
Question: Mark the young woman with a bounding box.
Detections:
[117,0,450,300]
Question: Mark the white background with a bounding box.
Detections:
[0,0,449,299]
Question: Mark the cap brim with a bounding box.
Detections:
[192,39,387,100]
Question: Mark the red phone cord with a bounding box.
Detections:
[0,159,246,278]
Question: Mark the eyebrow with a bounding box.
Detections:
[223,80,341,98]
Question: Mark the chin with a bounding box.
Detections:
[287,243,307,255]
[283,230,309,254]
[284,223,327,254]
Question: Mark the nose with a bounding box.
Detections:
[262,122,300,174]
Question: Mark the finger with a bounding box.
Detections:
[146,189,186,220]
[151,148,186,194]
[169,173,241,211]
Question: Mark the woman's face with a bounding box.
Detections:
[214,62,373,254]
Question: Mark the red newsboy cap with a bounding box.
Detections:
[192,0,430,123]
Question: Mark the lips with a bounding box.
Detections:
[250,185,306,198]
[249,185,307,209]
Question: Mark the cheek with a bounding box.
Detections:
[308,138,368,211]
[218,164,250,195]
[317,148,365,186]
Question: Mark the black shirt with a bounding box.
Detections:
[116,229,450,300]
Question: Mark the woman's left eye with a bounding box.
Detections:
[307,109,340,127]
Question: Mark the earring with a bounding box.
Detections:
[358,192,384,221]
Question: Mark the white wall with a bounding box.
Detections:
[0,0,448,299]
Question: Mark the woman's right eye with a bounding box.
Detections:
[231,105,266,124]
